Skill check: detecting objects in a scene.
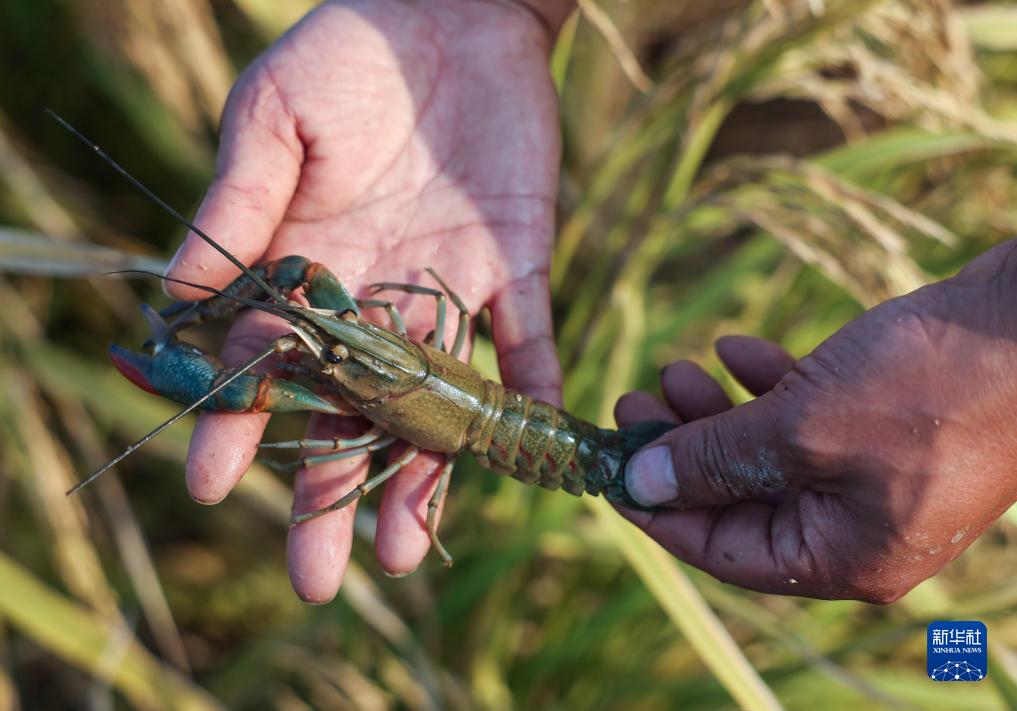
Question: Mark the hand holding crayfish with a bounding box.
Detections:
[60,0,1017,608]
[161,1,567,602]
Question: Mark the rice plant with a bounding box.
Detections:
[1,1,1015,708]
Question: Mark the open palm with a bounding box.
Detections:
[166,0,562,601]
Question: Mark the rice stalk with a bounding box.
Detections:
[318,659,393,711]
[54,396,191,673]
[271,645,395,710]
[754,0,1017,146]
[0,115,80,240]
[72,0,233,132]
[0,551,223,711]
[576,0,653,93]
[0,227,168,277]
[3,371,121,621]
[0,118,143,321]
[15,336,449,704]
[231,0,318,40]
[697,578,911,707]
[586,498,784,711]
[691,155,957,302]
[0,277,186,671]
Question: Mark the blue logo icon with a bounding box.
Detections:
[927,621,987,682]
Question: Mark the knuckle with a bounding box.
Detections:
[676,419,746,503]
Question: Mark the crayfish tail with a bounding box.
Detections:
[469,383,675,510]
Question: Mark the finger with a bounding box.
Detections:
[166,69,302,300]
[287,413,373,604]
[375,448,450,575]
[660,361,733,421]
[186,412,270,504]
[615,391,681,428]
[490,271,563,407]
[184,308,289,503]
[715,335,795,396]
[624,396,792,509]
[616,498,828,597]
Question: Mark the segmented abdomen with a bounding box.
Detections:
[466,381,666,508]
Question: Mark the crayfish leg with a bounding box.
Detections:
[289,446,420,525]
[367,269,471,358]
[427,458,455,567]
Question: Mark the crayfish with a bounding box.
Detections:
[55,112,672,567]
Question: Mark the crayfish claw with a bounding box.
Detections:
[140,303,173,352]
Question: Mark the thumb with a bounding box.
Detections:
[624,395,793,508]
[166,70,302,299]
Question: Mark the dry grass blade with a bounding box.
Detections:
[319,660,392,711]
[0,226,168,277]
[0,276,188,671]
[0,119,145,321]
[271,645,394,710]
[15,335,448,701]
[695,155,950,303]
[4,371,122,621]
[234,463,445,701]
[73,0,233,130]
[56,397,191,673]
[0,551,222,711]
[0,115,80,240]
[753,0,1017,147]
[577,0,653,94]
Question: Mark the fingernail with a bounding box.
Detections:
[191,493,225,506]
[384,566,418,579]
[162,254,182,298]
[298,594,336,606]
[625,446,678,507]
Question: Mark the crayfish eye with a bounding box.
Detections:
[325,344,349,364]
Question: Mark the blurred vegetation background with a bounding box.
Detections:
[1,0,1016,708]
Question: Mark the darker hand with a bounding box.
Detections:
[618,241,1017,602]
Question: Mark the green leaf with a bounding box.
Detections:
[586,498,783,711]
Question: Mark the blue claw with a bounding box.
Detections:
[140,304,172,350]
[110,332,343,415]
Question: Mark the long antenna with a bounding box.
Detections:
[45,109,287,305]
[66,338,293,495]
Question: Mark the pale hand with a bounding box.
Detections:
[166,0,563,602]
